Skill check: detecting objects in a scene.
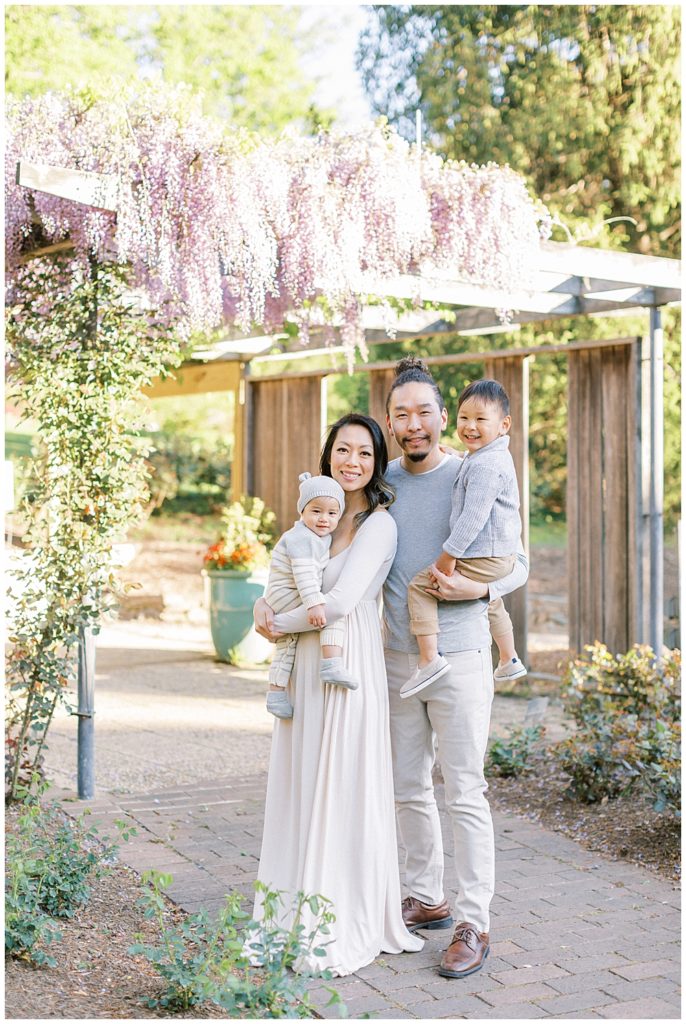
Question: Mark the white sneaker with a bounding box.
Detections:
[400,655,451,699]
[493,657,527,681]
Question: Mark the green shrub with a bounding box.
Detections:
[5,788,136,965]
[130,872,345,1017]
[487,724,546,778]
[554,644,681,813]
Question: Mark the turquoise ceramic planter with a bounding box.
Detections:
[203,568,270,664]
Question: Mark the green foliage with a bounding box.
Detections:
[144,431,233,516]
[5,5,325,133]
[554,644,681,811]
[487,724,546,778]
[203,496,278,573]
[359,4,681,256]
[5,785,135,966]
[5,257,182,800]
[130,872,345,1018]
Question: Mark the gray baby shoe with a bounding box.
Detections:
[320,657,359,690]
[266,690,293,718]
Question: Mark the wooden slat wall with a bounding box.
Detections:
[251,377,326,533]
[485,355,530,664]
[567,341,640,652]
[368,368,401,459]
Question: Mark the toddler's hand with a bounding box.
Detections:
[308,604,327,628]
[434,551,457,576]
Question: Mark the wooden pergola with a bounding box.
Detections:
[16,160,682,663]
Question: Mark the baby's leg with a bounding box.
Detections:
[319,623,359,690]
[408,568,441,667]
[266,637,295,718]
[400,568,450,698]
[456,556,526,680]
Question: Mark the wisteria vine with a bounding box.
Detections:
[6,86,551,363]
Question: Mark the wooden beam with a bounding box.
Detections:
[143,361,241,398]
[17,161,118,212]
[249,336,640,383]
[539,240,681,290]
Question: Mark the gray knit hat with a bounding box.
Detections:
[297,472,345,515]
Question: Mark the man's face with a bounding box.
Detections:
[386,382,448,463]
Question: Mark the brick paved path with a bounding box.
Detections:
[60,773,681,1020]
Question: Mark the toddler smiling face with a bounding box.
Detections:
[457,396,511,453]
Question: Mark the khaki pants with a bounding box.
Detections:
[385,647,494,932]
[408,555,516,642]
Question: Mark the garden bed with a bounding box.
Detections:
[488,769,681,883]
[4,804,225,1020]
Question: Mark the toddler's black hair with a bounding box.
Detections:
[458,379,510,417]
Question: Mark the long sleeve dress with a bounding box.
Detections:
[253,509,423,976]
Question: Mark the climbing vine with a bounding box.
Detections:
[5,257,182,800]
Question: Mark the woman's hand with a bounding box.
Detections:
[253,597,284,641]
[428,565,489,602]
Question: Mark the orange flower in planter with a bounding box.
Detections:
[202,496,276,573]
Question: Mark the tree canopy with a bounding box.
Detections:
[5,4,322,134]
[358,4,681,256]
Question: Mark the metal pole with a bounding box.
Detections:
[648,307,664,655]
[76,625,96,799]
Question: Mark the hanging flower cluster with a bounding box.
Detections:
[6,86,550,363]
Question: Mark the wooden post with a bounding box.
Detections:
[231,365,246,501]
[368,368,401,459]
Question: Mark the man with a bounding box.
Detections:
[383,356,528,978]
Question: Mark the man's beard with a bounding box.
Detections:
[404,449,429,462]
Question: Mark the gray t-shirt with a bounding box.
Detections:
[384,454,527,654]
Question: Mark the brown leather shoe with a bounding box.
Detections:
[438,921,490,978]
[401,895,453,933]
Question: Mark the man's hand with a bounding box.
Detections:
[438,444,465,459]
[429,565,489,602]
[253,597,284,641]
[434,550,457,576]
[307,603,327,628]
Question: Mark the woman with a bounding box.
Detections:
[252,413,423,976]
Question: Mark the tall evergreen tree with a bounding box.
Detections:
[358,4,681,255]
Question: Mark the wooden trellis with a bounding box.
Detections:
[247,336,653,660]
[12,158,680,801]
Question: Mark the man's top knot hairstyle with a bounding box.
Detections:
[458,378,510,417]
[386,356,446,413]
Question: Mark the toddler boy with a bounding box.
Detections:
[402,379,526,698]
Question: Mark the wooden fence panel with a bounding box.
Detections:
[250,376,326,533]
[485,355,530,665]
[567,341,640,652]
[368,369,401,459]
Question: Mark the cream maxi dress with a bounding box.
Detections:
[253,510,423,976]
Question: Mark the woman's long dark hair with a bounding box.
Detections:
[319,413,395,530]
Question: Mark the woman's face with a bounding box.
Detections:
[328,424,375,495]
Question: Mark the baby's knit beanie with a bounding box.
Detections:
[297,472,345,515]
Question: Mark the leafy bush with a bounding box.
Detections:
[487,724,546,778]
[203,495,278,573]
[5,787,135,965]
[130,872,345,1017]
[554,644,681,812]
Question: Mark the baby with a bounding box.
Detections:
[265,471,358,719]
[402,378,526,698]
